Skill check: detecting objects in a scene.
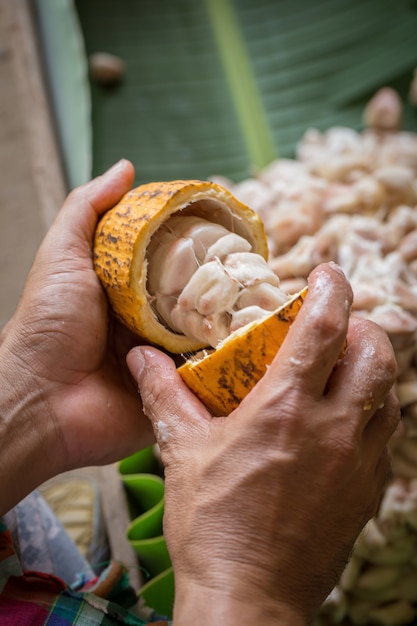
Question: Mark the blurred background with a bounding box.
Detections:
[46,0,417,189]
[1,0,417,328]
[1,2,417,621]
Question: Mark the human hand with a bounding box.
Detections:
[0,160,154,515]
[127,262,400,626]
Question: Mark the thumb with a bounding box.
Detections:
[59,158,136,233]
[56,159,135,247]
[126,346,211,451]
[30,160,136,276]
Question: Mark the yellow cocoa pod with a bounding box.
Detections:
[94,179,307,415]
[178,288,307,416]
[93,180,268,353]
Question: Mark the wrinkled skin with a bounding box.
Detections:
[0,160,154,515]
[0,161,400,625]
[128,263,400,626]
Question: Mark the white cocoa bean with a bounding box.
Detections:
[363,87,402,131]
[181,217,230,261]
[178,261,240,316]
[169,307,229,346]
[147,231,198,296]
[354,176,385,210]
[237,283,289,311]
[89,52,125,86]
[230,306,270,333]
[398,228,417,262]
[169,306,201,339]
[204,233,251,262]
[201,313,230,346]
[269,236,318,279]
[230,178,274,218]
[323,183,360,213]
[158,237,199,296]
[375,166,414,192]
[224,252,280,287]
[278,277,307,295]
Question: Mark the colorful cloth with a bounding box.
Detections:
[3,490,95,586]
[0,518,171,625]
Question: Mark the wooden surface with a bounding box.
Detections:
[100,465,142,591]
[0,0,66,329]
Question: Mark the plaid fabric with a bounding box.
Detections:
[0,520,171,625]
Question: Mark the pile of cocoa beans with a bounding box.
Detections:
[213,85,417,626]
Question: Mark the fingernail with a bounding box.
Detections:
[328,261,346,277]
[103,159,127,176]
[127,347,145,382]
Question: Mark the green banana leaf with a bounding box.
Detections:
[35,0,417,188]
[71,0,417,188]
[118,449,173,616]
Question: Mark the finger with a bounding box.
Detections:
[358,448,392,524]
[40,160,135,262]
[126,346,211,450]
[326,317,398,433]
[259,262,353,399]
[363,391,401,457]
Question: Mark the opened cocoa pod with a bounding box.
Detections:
[93,180,306,416]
